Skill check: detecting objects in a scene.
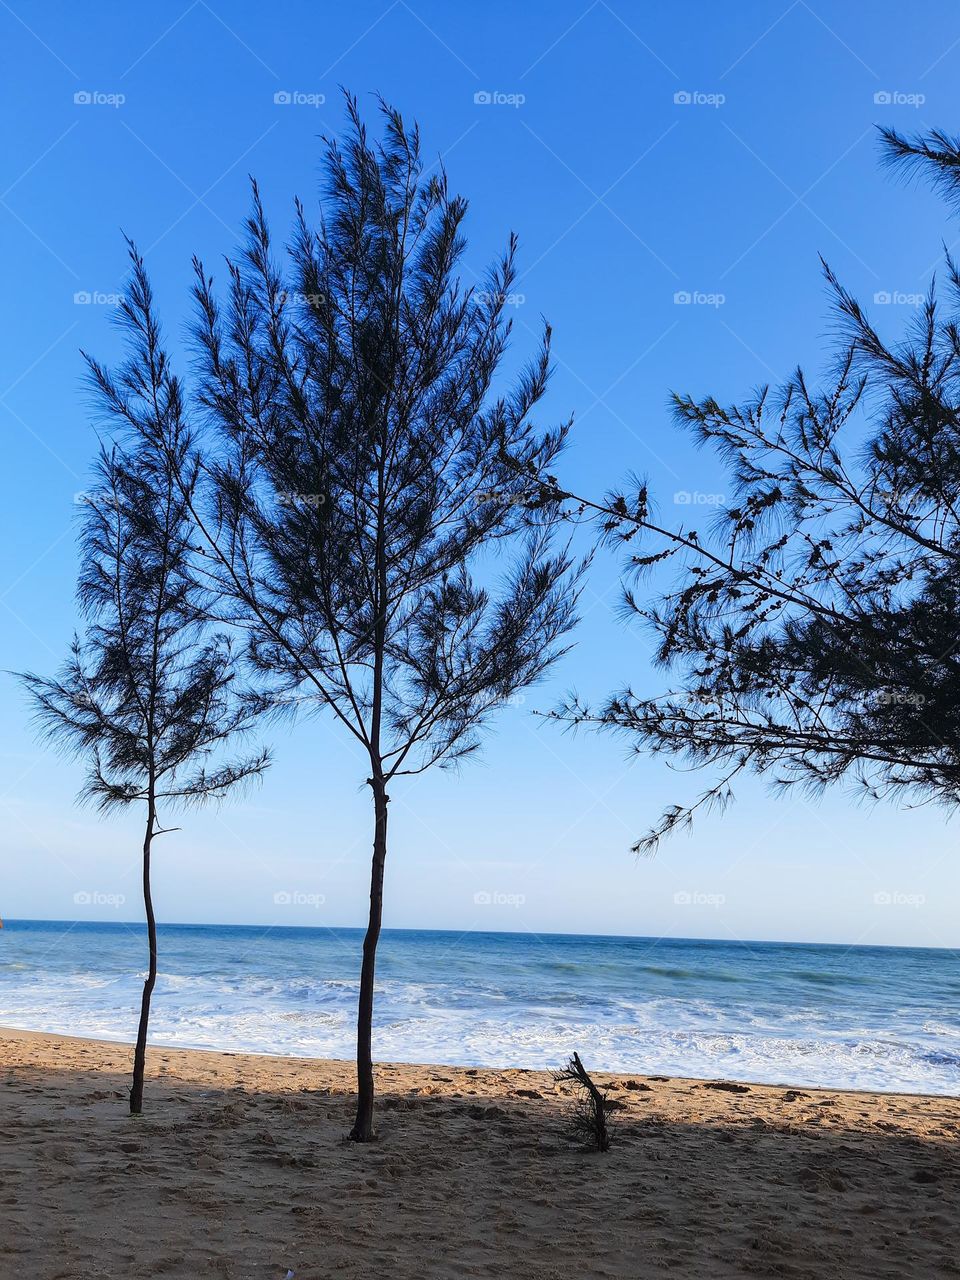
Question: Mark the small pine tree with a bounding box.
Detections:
[21,287,268,1113]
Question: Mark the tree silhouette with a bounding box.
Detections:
[95,96,582,1140]
[521,126,960,850]
[21,288,268,1113]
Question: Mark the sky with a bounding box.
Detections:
[2,0,959,947]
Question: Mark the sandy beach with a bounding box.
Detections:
[1,1027,958,1279]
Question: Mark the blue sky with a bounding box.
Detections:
[2,0,959,946]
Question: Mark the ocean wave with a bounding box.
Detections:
[2,923,959,1095]
[2,995,956,1094]
[788,969,877,988]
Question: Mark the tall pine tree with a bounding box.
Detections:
[95,97,582,1140]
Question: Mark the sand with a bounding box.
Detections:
[1,1027,958,1280]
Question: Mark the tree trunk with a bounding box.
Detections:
[129,802,157,1116]
[349,773,389,1141]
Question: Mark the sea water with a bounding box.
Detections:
[1,919,958,1094]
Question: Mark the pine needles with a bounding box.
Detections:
[554,1052,611,1153]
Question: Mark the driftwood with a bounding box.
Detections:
[554,1052,611,1152]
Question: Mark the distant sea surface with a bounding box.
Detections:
[1,920,958,1094]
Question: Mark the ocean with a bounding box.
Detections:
[1,919,957,1095]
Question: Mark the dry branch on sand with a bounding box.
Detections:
[554,1052,611,1152]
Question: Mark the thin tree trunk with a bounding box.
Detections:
[129,800,157,1116]
[350,773,389,1141]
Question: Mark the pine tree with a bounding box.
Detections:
[97,96,582,1140]
[21,277,268,1113]
[525,126,960,850]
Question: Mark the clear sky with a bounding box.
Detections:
[2,0,959,946]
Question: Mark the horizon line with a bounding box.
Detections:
[3,918,954,954]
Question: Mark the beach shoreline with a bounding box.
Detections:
[0,1022,952,1102]
[7,921,956,1097]
[3,1026,959,1279]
